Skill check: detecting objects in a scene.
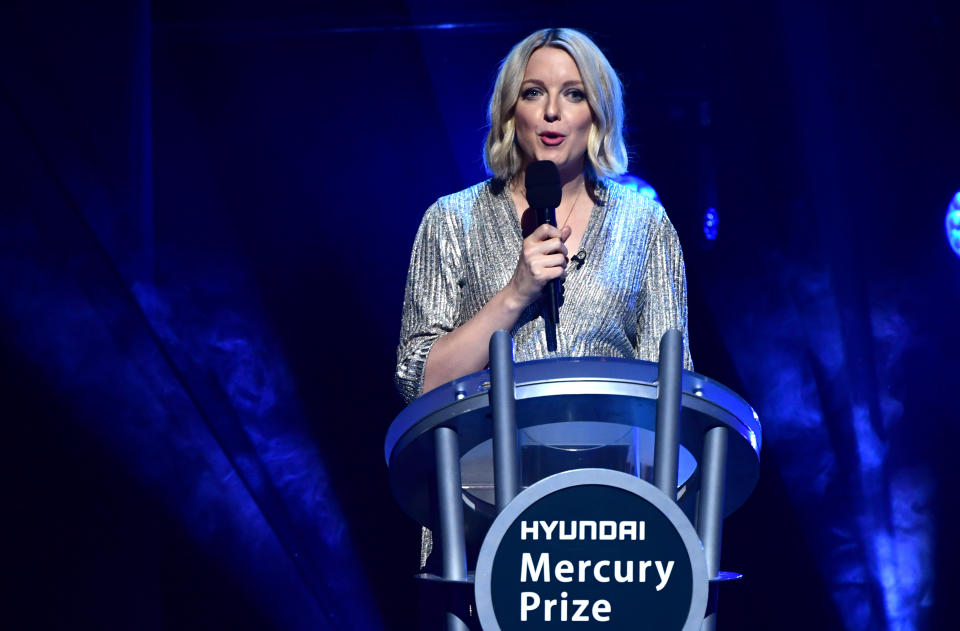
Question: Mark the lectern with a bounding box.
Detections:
[385,331,761,630]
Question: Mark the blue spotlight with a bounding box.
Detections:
[703,207,719,241]
[946,190,960,258]
[615,173,660,203]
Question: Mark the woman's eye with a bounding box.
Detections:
[567,89,586,101]
[521,88,542,99]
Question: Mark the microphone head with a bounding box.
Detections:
[524,160,562,208]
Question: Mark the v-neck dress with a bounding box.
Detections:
[395,178,693,404]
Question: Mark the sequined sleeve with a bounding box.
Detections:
[635,210,694,371]
[395,201,462,403]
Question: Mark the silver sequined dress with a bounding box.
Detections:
[395,178,693,567]
[396,178,692,403]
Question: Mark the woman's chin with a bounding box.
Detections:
[530,150,570,168]
[520,145,584,177]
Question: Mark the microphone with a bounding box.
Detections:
[524,160,562,352]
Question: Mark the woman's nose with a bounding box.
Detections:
[544,96,560,121]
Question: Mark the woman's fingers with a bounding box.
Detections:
[542,252,568,269]
[526,237,568,258]
[529,253,568,279]
[509,222,573,308]
[531,222,563,240]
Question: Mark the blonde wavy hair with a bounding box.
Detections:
[483,28,628,182]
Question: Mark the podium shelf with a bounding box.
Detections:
[385,357,761,542]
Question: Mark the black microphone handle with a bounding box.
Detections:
[539,206,557,228]
[537,207,561,351]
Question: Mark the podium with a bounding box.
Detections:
[385,331,761,630]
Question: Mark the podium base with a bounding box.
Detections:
[414,573,478,631]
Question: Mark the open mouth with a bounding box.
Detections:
[539,132,566,146]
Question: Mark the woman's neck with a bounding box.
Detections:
[560,172,587,201]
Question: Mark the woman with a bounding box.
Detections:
[396,27,692,410]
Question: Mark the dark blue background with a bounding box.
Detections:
[2,1,958,629]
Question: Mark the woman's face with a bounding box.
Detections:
[514,46,593,180]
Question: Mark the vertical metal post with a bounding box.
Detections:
[434,427,468,631]
[653,329,683,500]
[490,330,519,512]
[697,425,729,631]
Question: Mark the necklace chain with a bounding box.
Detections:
[559,184,585,229]
[511,176,590,266]
[511,176,586,228]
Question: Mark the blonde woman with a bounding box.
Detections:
[396,29,695,593]
[397,27,692,411]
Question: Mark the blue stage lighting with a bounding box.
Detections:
[614,173,660,203]
[946,190,960,258]
[703,207,718,241]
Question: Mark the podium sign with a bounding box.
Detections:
[386,356,762,630]
[475,469,708,631]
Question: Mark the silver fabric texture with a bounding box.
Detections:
[396,178,692,403]
[394,178,693,568]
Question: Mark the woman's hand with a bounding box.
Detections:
[420,223,570,394]
[506,223,572,309]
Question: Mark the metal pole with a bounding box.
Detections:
[697,424,729,631]
[490,330,519,512]
[434,426,468,631]
[653,329,683,500]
